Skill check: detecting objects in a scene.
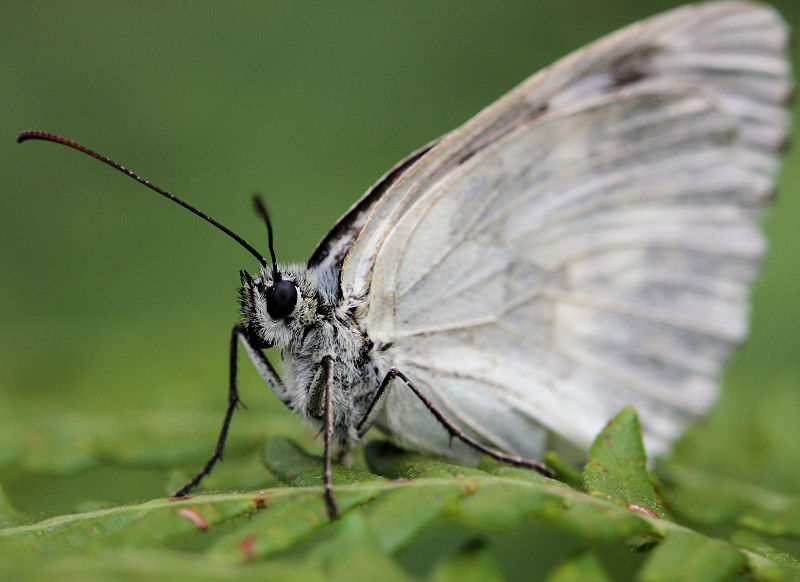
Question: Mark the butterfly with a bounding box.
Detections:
[19,0,790,518]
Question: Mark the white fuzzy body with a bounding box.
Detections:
[241,263,385,448]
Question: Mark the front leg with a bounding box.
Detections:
[239,323,288,405]
[172,322,286,497]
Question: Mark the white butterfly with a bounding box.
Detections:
[20,0,790,517]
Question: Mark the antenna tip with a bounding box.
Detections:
[252,194,280,278]
[17,130,59,144]
[252,195,269,221]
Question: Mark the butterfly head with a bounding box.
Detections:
[238,263,332,350]
[233,195,309,347]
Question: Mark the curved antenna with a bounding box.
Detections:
[17,130,268,268]
[252,195,281,281]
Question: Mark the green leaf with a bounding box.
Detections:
[737,511,800,540]
[544,451,585,490]
[477,456,560,486]
[365,440,489,480]
[731,530,800,571]
[544,550,612,582]
[583,407,664,518]
[360,481,466,554]
[453,476,652,542]
[658,463,800,540]
[206,488,377,563]
[430,539,504,582]
[308,512,414,582]
[638,531,745,582]
[0,483,25,527]
[0,492,269,553]
[4,427,800,581]
[0,549,321,582]
[263,436,381,487]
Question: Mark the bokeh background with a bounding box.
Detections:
[2,1,799,577]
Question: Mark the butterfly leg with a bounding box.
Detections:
[361,368,555,478]
[172,322,286,497]
[320,355,338,519]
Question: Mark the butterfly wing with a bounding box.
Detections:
[335,1,791,460]
[307,143,438,274]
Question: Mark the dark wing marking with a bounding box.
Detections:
[307,141,438,277]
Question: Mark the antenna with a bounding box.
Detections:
[252,195,281,282]
[17,130,268,268]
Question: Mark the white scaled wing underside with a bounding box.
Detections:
[340,2,790,460]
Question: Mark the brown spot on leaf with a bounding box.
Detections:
[176,507,209,531]
[627,504,659,518]
[239,534,257,560]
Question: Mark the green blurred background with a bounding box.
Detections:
[1,0,799,558]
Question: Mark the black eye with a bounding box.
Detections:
[266,280,298,319]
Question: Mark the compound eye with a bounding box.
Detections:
[266,279,298,319]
